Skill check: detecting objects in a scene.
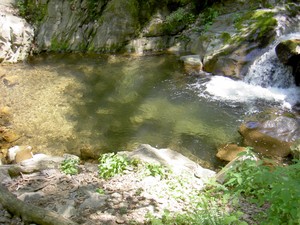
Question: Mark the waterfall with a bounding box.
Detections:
[244,32,300,88]
[190,32,300,110]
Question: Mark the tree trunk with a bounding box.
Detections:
[0,184,78,225]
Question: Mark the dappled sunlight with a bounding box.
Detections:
[1,54,244,168]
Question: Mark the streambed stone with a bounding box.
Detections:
[216,144,246,162]
[179,55,203,75]
[239,111,300,158]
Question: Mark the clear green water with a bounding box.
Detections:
[2,53,244,168]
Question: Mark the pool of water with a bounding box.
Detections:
[1,53,257,168]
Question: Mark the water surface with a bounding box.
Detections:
[1,53,259,168]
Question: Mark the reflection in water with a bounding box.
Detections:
[1,54,245,168]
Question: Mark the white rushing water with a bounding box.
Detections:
[192,32,300,110]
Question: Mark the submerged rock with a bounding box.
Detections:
[216,144,246,162]
[275,39,300,85]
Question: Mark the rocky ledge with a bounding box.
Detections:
[0,144,215,225]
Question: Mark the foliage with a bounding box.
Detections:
[163,7,196,34]
[234,10,277,44]
[224,151,300,224]
[143,163,171,179]
[15,0,47,25]
[200,7,219,32]
[60,158,79,175]
[98,153,130,179]
[147,148,300,224]
[146,180,245,225]
[96,188,105,195]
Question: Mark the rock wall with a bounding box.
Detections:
[0,2,34,63]
[36,0,141,53]
[1,0,299,76]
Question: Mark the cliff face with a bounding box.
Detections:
[36,0,141,53]
[2,0,299,79]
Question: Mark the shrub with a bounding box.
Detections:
[60,158,79,175]
[98,153,130,179]
[224,151,300,224]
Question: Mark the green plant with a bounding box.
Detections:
[143,163,170,179]
[60,158,79,175]
[96,188,105,195]
[220,32,231,44]
[163,7,195,33]
[98,153,130,179]
[224,151,300,224]
[200,7,219,32]
[16,0,47,25]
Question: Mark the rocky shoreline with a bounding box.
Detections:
[0,144,216,225]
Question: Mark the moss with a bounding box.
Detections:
[231,10,277,46]
[50,37,70,52]
[220,32,231,44]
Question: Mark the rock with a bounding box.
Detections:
[0,106,11,126]
[2,75,19,86]
[290,139,300,159]
[215,150,259,184]
[15,146,33,163]
[124,144,215,180]
[179,55,203,75]
[18,191,45,202]
[276,39,300,64]
[238,112,300,158]
[275,39,300,85]
[0,3,34,63]
[0,148,8,164]
[216,144,246,162]
[80,146,99,160]
[7,154,65,176]
[36,0,140,53]
[0,128,21,143]
[79,191,107,210]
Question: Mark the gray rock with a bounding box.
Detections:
[0,4,34,63]
[18,191,45,202]
[56,200,77,218]
[239,112,300,158]
[275,39,300,85]
[124,144,215,180]
[79,192,107,210]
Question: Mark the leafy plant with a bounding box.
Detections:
[143,163,170,179]
[200,7,219,32]
[164,7,195,33]
[96,188,105,195]
[60,158,79,175]
[16,0,47,25]
[98,153,130,179]
[224,151,300,224]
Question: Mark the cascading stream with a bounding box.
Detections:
[194,32,300,110]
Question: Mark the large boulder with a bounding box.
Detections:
[0,3,34,63]
[123,144,215,181]
[275,39,300,86]
[239,111,300,158]
[179,55,203,75]
[185,4,280,78]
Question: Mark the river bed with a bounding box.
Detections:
[0,53,294,168]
